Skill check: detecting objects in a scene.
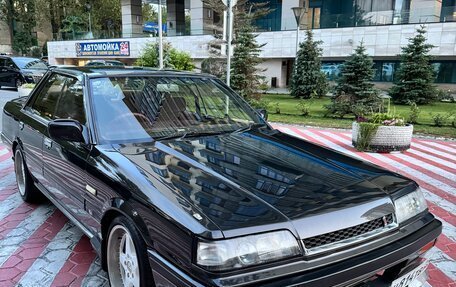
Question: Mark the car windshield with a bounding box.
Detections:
[12,58,48,69]
[90,76,263,143]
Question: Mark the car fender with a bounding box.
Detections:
[99,197,153,269]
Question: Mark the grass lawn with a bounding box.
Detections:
[263,94,456,138]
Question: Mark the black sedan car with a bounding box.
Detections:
[1,67,441,287]
[0,56,48,88]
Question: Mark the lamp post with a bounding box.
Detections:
[85,2,93,39]
[158,0,163,69]
[291,5,306,56]
[225,0,234,87]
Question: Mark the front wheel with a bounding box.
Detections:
[107,216,154,287]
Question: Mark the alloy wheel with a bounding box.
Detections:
[14,150,26,196]
[107,225,140,287]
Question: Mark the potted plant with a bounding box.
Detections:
[352,113,413,152]
[18,83,36,97]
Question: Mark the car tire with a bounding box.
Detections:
[14,148,41,202]
[107,216,154,287]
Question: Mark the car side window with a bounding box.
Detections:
[54,77,86,124]
[0,59,5,67]
[29,74,66,120]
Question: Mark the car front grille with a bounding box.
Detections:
[303,214,395,251]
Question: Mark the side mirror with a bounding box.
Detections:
[48,119,87,143]
[256,109,268,121]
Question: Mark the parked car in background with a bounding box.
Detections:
[0,56,48,89]
[85,60,125,67]
[1,67,442,287]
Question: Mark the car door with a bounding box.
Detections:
[21,74,64,182]
[41,73,91,219]
[4,58,18,87]
[0,58,7,86]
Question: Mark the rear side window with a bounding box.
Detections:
[29,74,66,120]
[28,73,85,123]
[0,59,5,67]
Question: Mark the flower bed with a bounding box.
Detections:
[352,113,413,152]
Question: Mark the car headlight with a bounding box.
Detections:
[196,230,300,271]
[394,187,427,223]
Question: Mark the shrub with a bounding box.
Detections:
[355,122,379,151]
[430,113,450,127]
[297,99,311,116]
[407,102,420,124]
[272,102,280,114]
[248,98,271,111]
[135,41,194,71]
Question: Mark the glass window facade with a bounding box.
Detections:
[251,0,282,31]
[304,0,454,29]
[319,61,456,83]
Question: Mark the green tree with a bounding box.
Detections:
[1,0,37,54]
[390,26,437,105]
[290,29,328,99]
[61,15,86,40]
[135,42,194,71]
[325,42,380,117]
[201,0,270,78]
[142,2,166,23]
[91,0,122,38]
[230,24,265,100]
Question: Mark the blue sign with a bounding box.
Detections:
[76,41,130,57]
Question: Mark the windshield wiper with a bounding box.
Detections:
[154,130,229,141]
[232,122,268,134]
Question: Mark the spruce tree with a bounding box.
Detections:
[230,24,265,99]
[390,26,437,105]
[325,42,380,117]
[290,29,328,99]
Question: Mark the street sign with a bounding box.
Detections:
[75,41,130,57]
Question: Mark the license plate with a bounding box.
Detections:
[391,261,428,287]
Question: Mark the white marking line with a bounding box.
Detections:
[423,188,456,218]
[395,154,456,182]
[412,142,456,162]
[427,247,456,281]
[17,222,83,287]
[434,214,456,242]
[418,141,456,154]
[317,131,456,195]
[0,192,24,222]
[0,205,55,267]
[408,147,456,170]
[0,149,9,157]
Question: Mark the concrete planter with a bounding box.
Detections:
[352,122,413,152]
[17,87,33,98]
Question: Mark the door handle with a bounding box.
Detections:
[44,138,53,149]
[19,121,24,130]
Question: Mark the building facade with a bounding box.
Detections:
[47,0,456,88]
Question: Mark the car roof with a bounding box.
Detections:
[52,66,215,78]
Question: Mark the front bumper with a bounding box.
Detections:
[148,217,442,287]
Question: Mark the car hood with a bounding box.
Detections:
[114,129,415,238]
